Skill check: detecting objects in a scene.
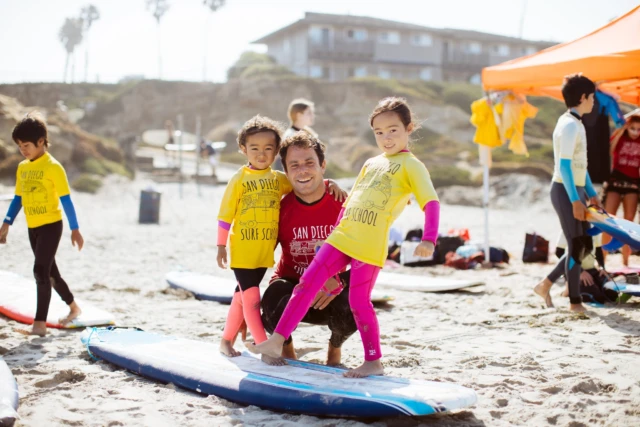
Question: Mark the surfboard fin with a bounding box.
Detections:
[586,226,602,237]
[603,238,624,252]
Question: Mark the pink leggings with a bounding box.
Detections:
[274,243,382,361]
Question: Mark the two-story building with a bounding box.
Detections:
[252,12,555,84]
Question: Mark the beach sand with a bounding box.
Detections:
[1,171,639,426]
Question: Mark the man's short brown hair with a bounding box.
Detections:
[279,131,326,172]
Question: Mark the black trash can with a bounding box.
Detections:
[139,189,161,224]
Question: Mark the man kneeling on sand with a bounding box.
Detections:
[260,131,357,366]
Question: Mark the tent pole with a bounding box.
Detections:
[195,115,202,198]
[480,145,491,262]
[178,113,184,200]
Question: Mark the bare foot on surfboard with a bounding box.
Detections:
[220,339,241,357]
[534,279,554,308]
[344,360,384,378]
[59,302,82,326]
[261,354,287,366]
[249,335,286,362]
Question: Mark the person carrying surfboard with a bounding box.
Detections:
[216,116,346,363]
[261,131,358,366]
[0,112,84,336]
[534,74,598,313]
[250,97,440,378]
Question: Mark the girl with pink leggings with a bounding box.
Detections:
[252,97,440,378]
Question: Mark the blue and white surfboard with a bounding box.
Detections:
[587,208,640,251]
[81,327,476,418]
[604,281,640,296]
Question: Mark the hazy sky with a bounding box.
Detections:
[0,0,637,84]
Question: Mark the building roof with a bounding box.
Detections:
[252,12,555,47]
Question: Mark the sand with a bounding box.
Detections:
[1,169,639,427]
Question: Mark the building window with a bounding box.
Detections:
[420,68,432,81]
[465,42,482,54]
[492,44,510,56]
[412,33,433,47]
[469,73,482,85]
[354,66,367,78]
[310,65,323,78]
[378,68,391,79]
[346,28,367,41]
[524,46,537,55]
[378,31,400,44]
[349,66,367,78]
[309,26,331,45]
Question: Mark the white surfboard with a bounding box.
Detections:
[370,290,395,303]
[163,141,226,152]
[82,327,477,417]
[141,129,198,147]
[0,356,18,427]
[165,271,238,304]
[0,271,116,329]
[166,271,396,304]
[0,194,13,202]
[376,272,484,292]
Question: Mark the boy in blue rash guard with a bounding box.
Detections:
[0,112,84,336]
[534,75,598,313]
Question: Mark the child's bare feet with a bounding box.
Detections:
[344,359,384,378]
[326,343,341,366]
[220,338,241,357]
[262,354,287,366]
[59,301,82,326]
[15,321,47,337]
[569,303,587,313]
[534,278,554,308]
[281,340,297,360]
[248,334,286,361]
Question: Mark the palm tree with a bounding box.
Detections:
[59,17,84,83]
[202,0,225,81]
[80,5,100,82]
[146,0,170,79]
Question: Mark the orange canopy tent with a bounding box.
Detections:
[482,5,640,106]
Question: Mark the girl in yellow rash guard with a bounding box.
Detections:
[216,116,346,363]
[0,112,84,337]
[251,98,440,378]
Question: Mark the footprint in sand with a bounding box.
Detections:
[571,379,617,394]
[34,370,86,388]
[541,385,563,394]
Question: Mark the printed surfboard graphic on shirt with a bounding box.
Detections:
[22,179,49,216]
[239,192,279,229]
[361,174,392,210]
[346,161,401,226]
